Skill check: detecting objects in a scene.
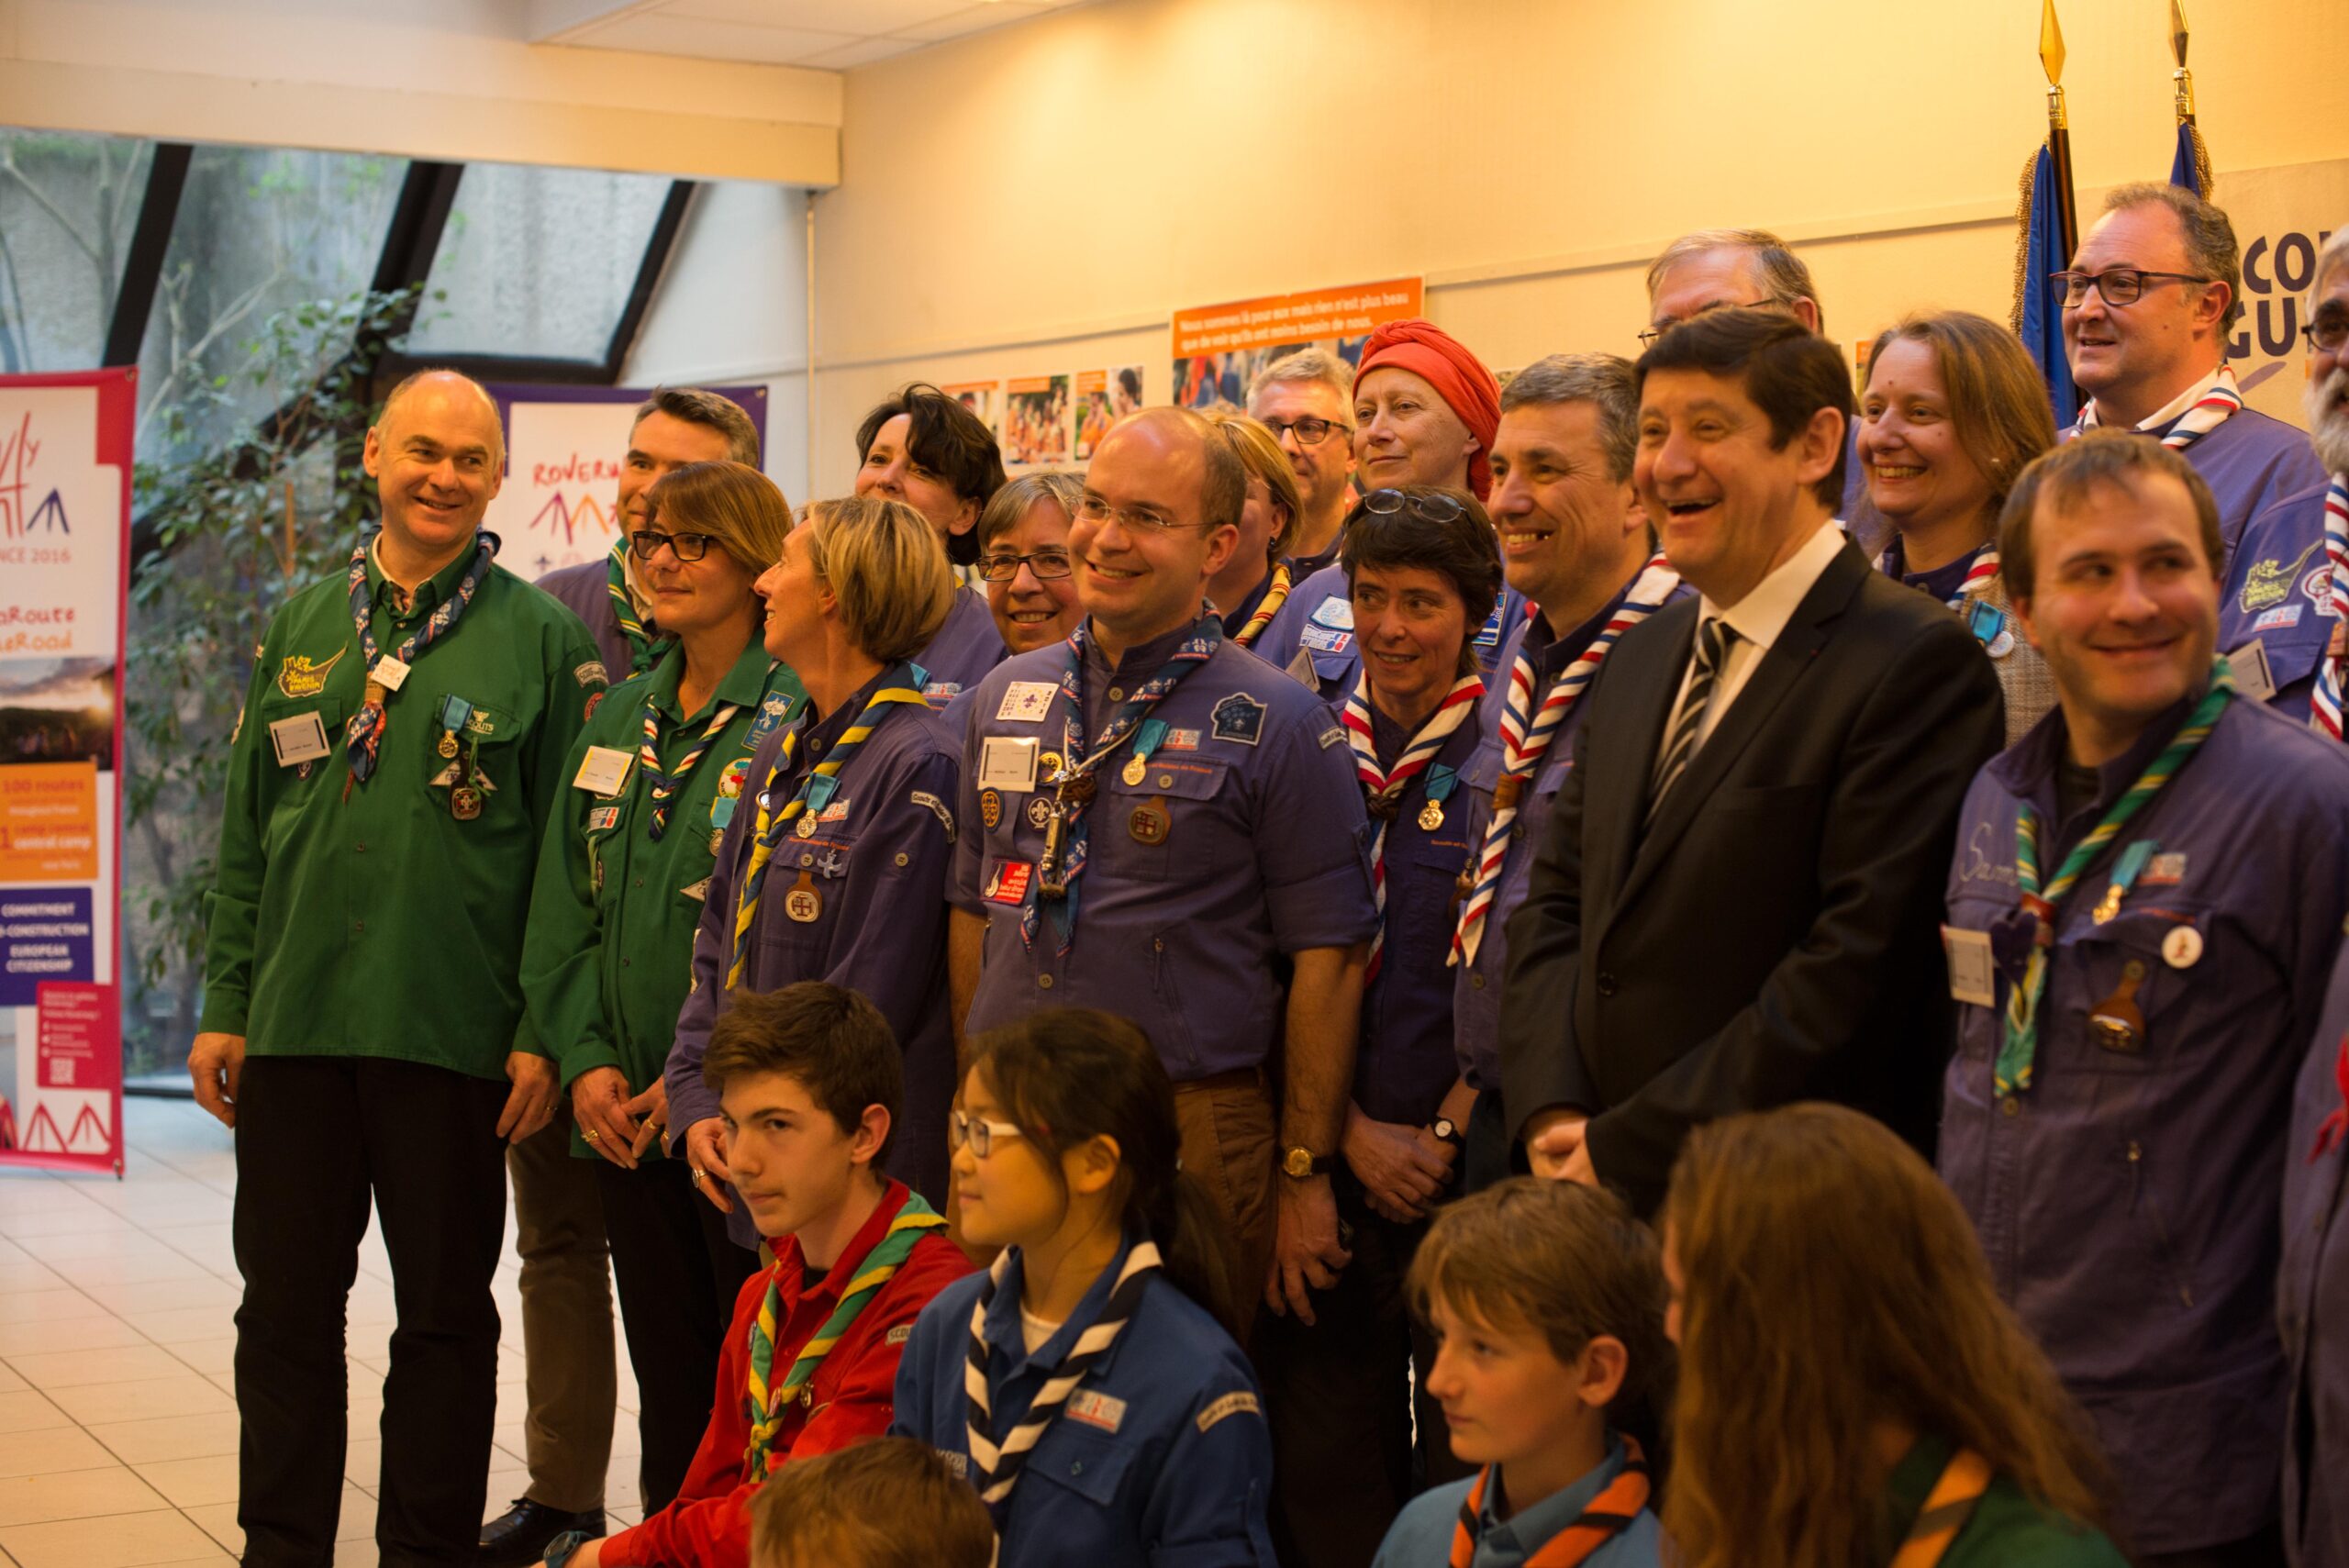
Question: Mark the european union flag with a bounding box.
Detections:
[2020,143,2082,428]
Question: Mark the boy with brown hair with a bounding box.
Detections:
[748,1437,995,1568]
[1372,1178,1668,1567]
[546,983,972,1568]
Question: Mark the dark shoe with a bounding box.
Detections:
[479,1498,607,1566]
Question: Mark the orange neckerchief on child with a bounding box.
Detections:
[1448,1437,1649,1568]
[1888,1447,1994,1568]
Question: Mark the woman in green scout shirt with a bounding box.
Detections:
[520,459,804,1516]
[1658,1105,2127,1568]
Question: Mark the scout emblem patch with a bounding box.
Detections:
[1129,797,1171,845]
[276,649,346,699]
[1025,795,1052,829]
[785,870,823,922]
[1211,693,1266,746]
[1308,595,1353,631]
[980,789,1004,832]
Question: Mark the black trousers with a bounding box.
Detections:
[1259,1173,1473,1568]
[233,1054,509,1568]
[595,1153,760,1513]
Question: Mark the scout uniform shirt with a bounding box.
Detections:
[665,667,963,1242]
[1876,1435,2128,1567]
[2067,373,2326,557]
[2280,940,2349,1568]
[201,535,603,1078]
[1453,579,1691,1097]
[519,639,803,1150]
[1251,561,1528,700]
[2221,478,2339,717]
[950,617,1376,1080]
[604,1181,973,1568]
[1370,1432,1662,1568]
[891,1232,1278,1568]
[915,589,1008,710]
[1938,692,2349,1556]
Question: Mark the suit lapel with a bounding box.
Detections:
[1614,544,1869,912]
[1590,598,1699,901]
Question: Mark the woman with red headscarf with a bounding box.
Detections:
[1251,321,1524,700]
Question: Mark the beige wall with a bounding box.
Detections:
[790,0,2349,496]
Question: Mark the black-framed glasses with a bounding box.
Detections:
[1072,495,1208,534]
[2048,269,2210,309]
[1360,488,1467,525]
[948,1108,1027,1159]
[2304,312,2349,353]
[1637,295,1795,347]
[1262,416,1353,447]
[629,528,717,563]
[977,548,1074,582]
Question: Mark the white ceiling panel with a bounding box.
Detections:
[581,12,859,63]
[548,0,1090,72]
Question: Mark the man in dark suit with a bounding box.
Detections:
[1498,309,2005,1215]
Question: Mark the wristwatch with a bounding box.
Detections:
[1431,1118,1464,1150]
[1280,1144,1334,1179]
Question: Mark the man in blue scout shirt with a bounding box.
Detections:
[947,406,1377,1344]
[1938,433,2349,1565]
[489,383,762,1565]
[192,370,604,1568]
[1259,487,1497,1568]
[2057,184,2327,711]
[1453,355,1687,1191]
[852,384,1010,706]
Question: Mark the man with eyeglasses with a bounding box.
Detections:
[1641,227,1876,541]
[947,406,1377,1347]
[490,384,761,1566]
[1246,348,1360,576]
[2056,184,2326,713]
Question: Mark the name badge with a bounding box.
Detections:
[1942,924,1997,1008]
[268,711,332,768]
[2225,638,2276,704]
[978,735,1041,793]
[996,682,1058,723]
[371,654,411,693]
[573,745,635,796]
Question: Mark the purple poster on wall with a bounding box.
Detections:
[483,384,770,581]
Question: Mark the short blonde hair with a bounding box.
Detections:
[750,1438,994,1568]
[644,461,793,578]
[797,495,956,664]
[1202,408,1303,561]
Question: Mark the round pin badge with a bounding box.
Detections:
[2161,925,2203,970]
[1025,795,1052,829]
[1986,627,2016,659]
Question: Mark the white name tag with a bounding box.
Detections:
[2225,638,2276,704]
[978,735,1040,793]
[1942,924,1997,1008]
[573,745,635,796]
[996,681,1057,723]
[268,711,331,768]
[371,654,411,692]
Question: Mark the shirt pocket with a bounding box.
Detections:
[2048,902,2212,1077]
[1103,757,1230,882]
[751,831,855,961]
[1028,1418,1143,1510]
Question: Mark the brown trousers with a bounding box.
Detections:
[505,1118,615,1513]
[1173,1069,1277,1348]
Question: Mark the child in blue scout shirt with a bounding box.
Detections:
[747,1437,996,1568]
[891,1009,1276,1568]
[1370,1179,1666,1568]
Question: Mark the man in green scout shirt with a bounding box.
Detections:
[191,369,605,1568]
[520,459,803,1520]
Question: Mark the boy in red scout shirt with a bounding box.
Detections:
[551,983,973,1568]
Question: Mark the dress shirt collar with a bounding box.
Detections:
[1698,518,1846,653]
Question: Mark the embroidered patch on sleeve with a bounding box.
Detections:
[1196,1390,1262,1433]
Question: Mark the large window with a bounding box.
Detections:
[134,145,407,457]
[0,128,154,373]
[406,161,675,362]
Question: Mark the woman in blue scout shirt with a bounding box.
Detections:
[519,460,802,1512]
[892,1009,1276,1568]
[1858,311,2057,742]
[667,495,966,1235]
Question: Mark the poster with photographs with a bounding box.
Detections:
[1169,277,1423,412]
[1004,374,1073,468]
[941,380,1001,435]
[1074,367,1144,462]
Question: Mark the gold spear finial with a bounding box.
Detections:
[2170,0,2189,69]
[2040,0,2066,85]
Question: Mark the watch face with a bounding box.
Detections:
[1433,1118,1457,1140]
[1283,1148,1310,1177]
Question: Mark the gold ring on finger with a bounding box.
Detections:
[584,1130,602,1143]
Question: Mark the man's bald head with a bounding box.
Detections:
[363,368,507,565]
[377,369,505,465]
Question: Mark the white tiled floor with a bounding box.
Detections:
[0,1097,644,1566]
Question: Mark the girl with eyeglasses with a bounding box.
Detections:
[892,1009,1277,1568]
[519,459,803,1512]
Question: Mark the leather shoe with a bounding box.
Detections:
[479,1497,607,1566]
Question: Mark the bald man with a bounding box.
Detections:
[194,370,605,1567]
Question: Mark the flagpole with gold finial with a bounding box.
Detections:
[2042,0,2079,263]
[2171,0,2215,195]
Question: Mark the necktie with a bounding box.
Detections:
[1647,617,1735,825]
